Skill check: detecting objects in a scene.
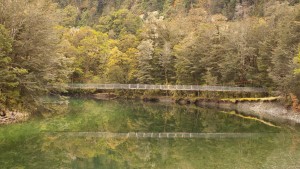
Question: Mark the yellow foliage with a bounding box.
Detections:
[222,111,280,128]
[222,97,279,103]
[107,47,127,67]
[258,18,267,26]
[295,50,300,74]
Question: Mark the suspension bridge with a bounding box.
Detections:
[63,84,267,93]
[49,132,268,139]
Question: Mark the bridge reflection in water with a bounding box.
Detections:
[48,132,270,139]
[65,84,267,93]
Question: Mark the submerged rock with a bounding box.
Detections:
[143,97,159,102]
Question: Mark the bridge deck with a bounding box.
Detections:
[66,84,267,93]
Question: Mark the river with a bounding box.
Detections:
[1,98,300,169]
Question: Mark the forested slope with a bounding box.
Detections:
[0,0,299,112]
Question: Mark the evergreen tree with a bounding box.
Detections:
[97,9,142,38]
[137,40,155,84]
[0,0,71,111]
[267,3,300,93]
[0,25,18,109]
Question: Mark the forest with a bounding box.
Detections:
[0,0,300,113]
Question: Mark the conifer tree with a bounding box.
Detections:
[0,25,18,109]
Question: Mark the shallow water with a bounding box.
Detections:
[1,99,300,169]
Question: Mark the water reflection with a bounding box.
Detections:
[43,132,300,169]
[0,99,300,169]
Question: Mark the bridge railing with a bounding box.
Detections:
[66,84,267,93]
[49,132,268,139]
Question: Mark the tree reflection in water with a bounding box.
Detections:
[0,99,299,169]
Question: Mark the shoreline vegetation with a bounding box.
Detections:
[1,88,300,126]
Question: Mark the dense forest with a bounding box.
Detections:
[0,0,300,112]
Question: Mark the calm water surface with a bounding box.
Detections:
[1,99,300,169]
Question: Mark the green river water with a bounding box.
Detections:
[1,98,300,169]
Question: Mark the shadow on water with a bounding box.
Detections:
[1,98,300,169]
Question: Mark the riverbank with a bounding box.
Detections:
[87,92,300,126]
[193,98,300,126]
[116,93,300,126]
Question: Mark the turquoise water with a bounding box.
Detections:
[1,99,300,169]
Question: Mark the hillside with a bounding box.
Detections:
[0,0,299,112]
